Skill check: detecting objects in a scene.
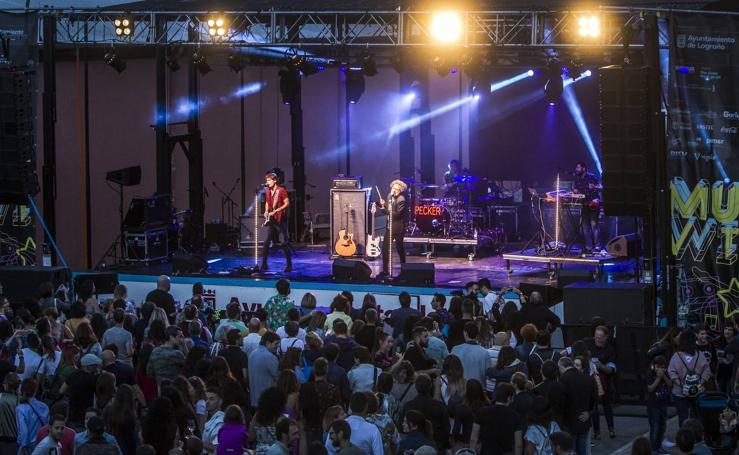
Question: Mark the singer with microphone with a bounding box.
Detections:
[262,172,291,272]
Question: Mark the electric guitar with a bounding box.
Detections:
[334,204,357,257]
[366,202,382,259]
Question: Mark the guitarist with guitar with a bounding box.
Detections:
[262,172,292,272]
[378,180,409,277]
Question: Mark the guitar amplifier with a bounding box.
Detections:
[330,188,370,258]
[332,175,363,189]
[124,228,168,262]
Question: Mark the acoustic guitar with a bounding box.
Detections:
[365,202,382,259]
[335,204,357,257]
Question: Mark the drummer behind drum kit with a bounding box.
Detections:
[403,174,506,244]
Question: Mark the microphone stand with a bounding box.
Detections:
[212,179,240,229]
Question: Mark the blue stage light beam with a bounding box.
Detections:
[490,70,535,93]
[562,85,602,175]
[389,95,478,136]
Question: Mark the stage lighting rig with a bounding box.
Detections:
[360,51,378,77]
[430,11,463,43]
[206,15,227,39]
[113,16,133,38]
[577,15,600,38]
[104,51,126,73]
[432,56,453,78]
[192,52,211,75]
[346,70,365,104]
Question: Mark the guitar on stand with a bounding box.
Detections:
[335,204,357,257]
[365,202,382,259]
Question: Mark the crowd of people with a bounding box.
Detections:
[0,273,681,455]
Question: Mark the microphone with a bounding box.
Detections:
[260,183,269,188]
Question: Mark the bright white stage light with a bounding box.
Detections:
[578,16,600,38]
[430,12,463,43]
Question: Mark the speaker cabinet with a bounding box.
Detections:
[399,263,435,286]
[557,269,595,288]
[563,282,652,324]
[172,253,208,275]
[518,283,563,307]
[605,233,641,257]
[332,259,372,283]
[330,189,370,257]
[0,266,70,304]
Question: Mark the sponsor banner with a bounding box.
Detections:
[669,14,739,330]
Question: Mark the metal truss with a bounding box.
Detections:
[39,8,663,48]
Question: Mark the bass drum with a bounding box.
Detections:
[414,203,450,236]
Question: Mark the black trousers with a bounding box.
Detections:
[262,219,291,266]
[580,205,601,250]
[382,230,406,274]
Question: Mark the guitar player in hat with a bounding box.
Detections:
[378,179,409,277]
[262,172,292,272]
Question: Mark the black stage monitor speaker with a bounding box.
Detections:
[518,283,563,307]
[0,266,70,303]
[332,259,372,283]
[172,253,208,275]
[330,189,370,257]
[563,282,651,324]
[557,269,595,288]
[73,272,119,295]
[399,263,435,286]
[605,233,641,257]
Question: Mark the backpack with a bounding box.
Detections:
[678,353,705,398]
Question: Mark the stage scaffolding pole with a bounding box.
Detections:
[41,14,57,265]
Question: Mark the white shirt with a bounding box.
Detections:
[242,333,262,356]
[277,326,306,341]
[202,410,225,454]
[325,415,383,455]
[482,292,498,316]
[38,351,61,377]
[15,348,43,380]
[279,337,305,354]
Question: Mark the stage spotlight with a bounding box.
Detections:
[432,56,451,77]
[192,52,211,75]
[346,70,365,104]
[391,53,406,74]
[165,45,181,72]
[104,51,126,73]
[583,69,592,77]
[207,15,227,39]
[279,68,299,105]
[113,16,133,38]
[544,75,563,105]
[227,53,244,73]
[527,69,535,76]
[360,51,378,77]
[470,83,480,100]
[577,15,600,38]
[431,11,463,43]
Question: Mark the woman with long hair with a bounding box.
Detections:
[321,405,346,437]
[248,386,287,455]
[365,391,400,455]
[391,361,418,409]
[44,344,78,404]
[376,372,401,429]
[142,397,178,454]
[144,319,167,347]
[524,396,560,455]
[135,344,158,402]
[486,345,527,397]
[279,347,306,383]
[277,369,300,420]
[74,321,102,359]
[89,313,108,341]
[172,376,198,432]
[149,306,170,328]
[188,376,208,436]
[437,354,466,414]
[453,379,490,445]
[182,345,207,378]
[43,307,74,345]
[64,301,89,335]
[205,356,248,410]
[103,384,138,455]
[668,329,711,426]
[95,371,117,410]
[359,294,377,322]
[306,311,327,339]
[511,371,535,426]
[159,385,197,444]
[397,409,434,453]
[373,332,402,371]
[218,405,249,454]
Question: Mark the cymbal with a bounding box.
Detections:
[401,178,423,185]
[421,184,439,189]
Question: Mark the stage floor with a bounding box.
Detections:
[113,242,636,290]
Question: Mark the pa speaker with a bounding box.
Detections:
[172,253,208,275]
[518,283,563,307]
[563,282,651,324]
[557,269,595,288]
[332,259,372,283]
[0,266,70,304]
[73,272,119,295]
[399,263,435,286]
[605,233,641,257]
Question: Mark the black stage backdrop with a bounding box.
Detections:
[668,13,739,330]
[470,69,601,189]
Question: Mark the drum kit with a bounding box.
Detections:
[402,174,505,242]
